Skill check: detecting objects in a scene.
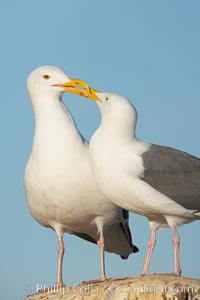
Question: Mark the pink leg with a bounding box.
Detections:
[82,229,107,284]
[172,228,182,276]
[141,227,156,275]
[28,234,65,295]
[56,235,65,287]
[97,229,106,281]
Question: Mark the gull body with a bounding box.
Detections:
[24,68,138,287]
[89,92,200,276]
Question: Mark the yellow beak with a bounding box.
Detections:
[58,78,90,97]
[84,87,100,101]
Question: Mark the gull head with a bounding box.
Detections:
[26,65,89,102]
[84,90,138,137]
[88,91,137,123]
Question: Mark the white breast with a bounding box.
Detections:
[24,100,121,233]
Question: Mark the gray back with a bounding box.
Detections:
[141,144,200,211]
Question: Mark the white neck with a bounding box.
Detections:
[100,110,137,143]
[30,94,85,160]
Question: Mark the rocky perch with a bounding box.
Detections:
[24,275,200,300]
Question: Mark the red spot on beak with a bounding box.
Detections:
[79,91,85,96]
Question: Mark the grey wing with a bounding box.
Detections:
[141,144,200,211]
[103,220,139,258]
[121,209,139,256]
[73,212,139,257]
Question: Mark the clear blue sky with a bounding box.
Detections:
[1,1,200,299]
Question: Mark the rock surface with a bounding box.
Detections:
[24,275,200,300]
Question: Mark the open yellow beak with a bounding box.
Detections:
[58,78,90,97]
[58,78,100,101]
[83,87,100,101]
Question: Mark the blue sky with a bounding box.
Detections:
[1,1,200,299]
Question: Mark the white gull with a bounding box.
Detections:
[24,67,138,287]
[86,90,200,276]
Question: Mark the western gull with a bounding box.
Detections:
[85,89,200,276]
[24,67,138,288]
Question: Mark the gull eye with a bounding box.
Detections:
[105,96,109,101]
[43,74,50,80]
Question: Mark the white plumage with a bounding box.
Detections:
[24,67,137,287]
[88,92,200,276]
